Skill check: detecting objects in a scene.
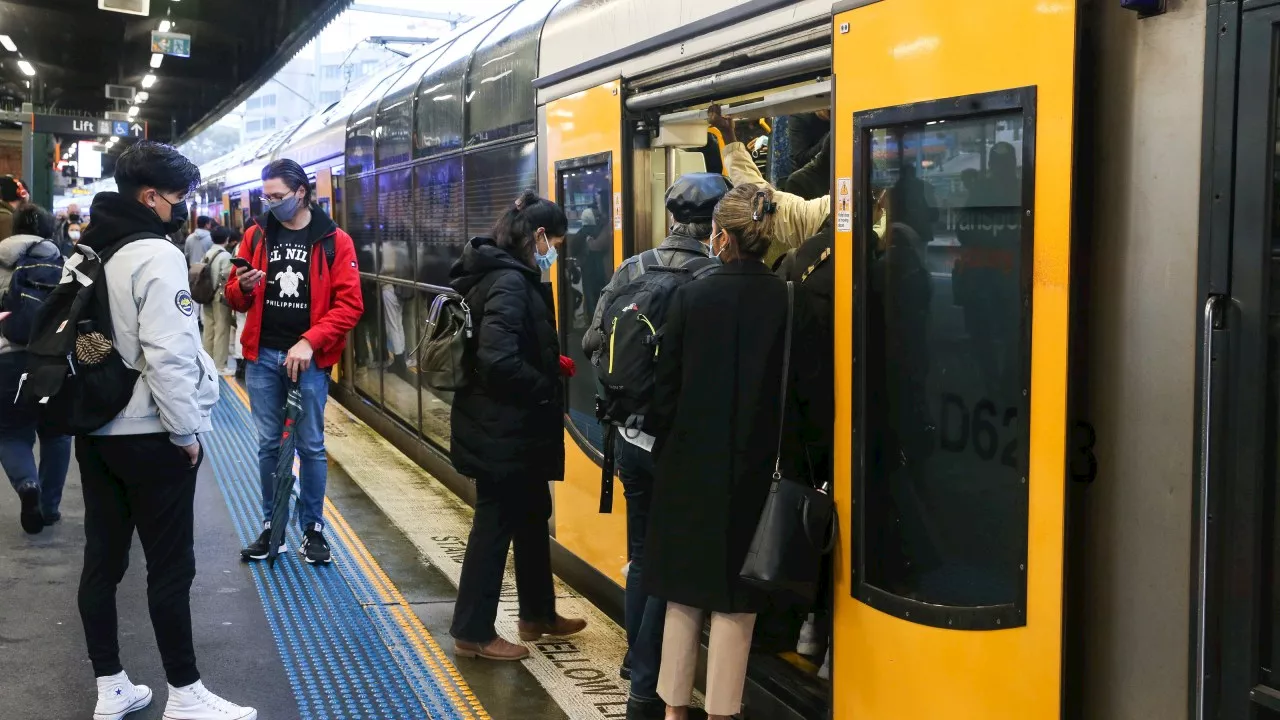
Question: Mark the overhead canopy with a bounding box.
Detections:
[0,0,353,143]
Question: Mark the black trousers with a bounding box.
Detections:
[450,477,555,644]
[77,433,201,687]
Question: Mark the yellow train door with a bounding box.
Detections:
[542,80,629,582]
[831,1,1078,718]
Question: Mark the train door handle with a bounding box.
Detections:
[1195,293,1224,720]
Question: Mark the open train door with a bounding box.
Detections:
[542,79,629,581]
[831,1,1078,718]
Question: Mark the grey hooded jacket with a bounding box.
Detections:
[0,234,62,355]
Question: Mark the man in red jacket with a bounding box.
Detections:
[224,158,363,565]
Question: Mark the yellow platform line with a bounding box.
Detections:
[225,377,490,720]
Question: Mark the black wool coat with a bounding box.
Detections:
[643,259,803,613]
[448,237,565,484]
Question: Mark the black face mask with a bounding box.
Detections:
[154,194,188,234]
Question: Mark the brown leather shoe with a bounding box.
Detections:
[454,636,530,661]
[517,615,588,641]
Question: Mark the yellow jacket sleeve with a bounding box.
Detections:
[721,142,830,251]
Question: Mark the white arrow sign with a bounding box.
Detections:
[129,123,144,137]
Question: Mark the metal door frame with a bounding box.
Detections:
[1197,2,1280,718]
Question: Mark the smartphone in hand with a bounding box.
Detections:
[230,257,252,271]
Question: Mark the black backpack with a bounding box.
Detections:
[594,249,717,511]
[17,234,155,436]
[1,240,63,345]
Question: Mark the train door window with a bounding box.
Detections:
[854,90,1034,629]
[556,153,613,453]
[376,168,418,431]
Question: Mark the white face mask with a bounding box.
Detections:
[69,231,81,241]
[709,230,727,259]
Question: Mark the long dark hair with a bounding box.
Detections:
[261,158,313,204]
[491,191,567,267]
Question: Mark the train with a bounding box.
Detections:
[82,1,1273,718]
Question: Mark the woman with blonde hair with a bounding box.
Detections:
[645,183,800,720]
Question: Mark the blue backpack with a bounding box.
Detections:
[2,240,63,346]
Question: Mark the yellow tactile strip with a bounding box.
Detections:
[322,400,645,720]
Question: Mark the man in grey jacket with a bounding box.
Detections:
[183,215,212,268]
[75,141,256,720]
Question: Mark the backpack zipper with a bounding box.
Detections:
[637,314,657,357]
[607,317,618,373]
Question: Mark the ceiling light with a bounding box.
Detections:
[0,36,16,53]
[135,91,149,103]
[127,106,139,117]
[150,53,163,69]
[141,74,156,88]
[158,20,172,32]
[17,60,35,76]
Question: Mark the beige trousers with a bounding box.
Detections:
[657,602,757,716]
[201,301,233,372]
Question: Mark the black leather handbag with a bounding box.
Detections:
[739,282,836,603]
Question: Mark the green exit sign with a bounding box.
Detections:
[150,32,191,58]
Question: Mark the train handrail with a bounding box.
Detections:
[1195,293,1223,720]
[359,272,459,299]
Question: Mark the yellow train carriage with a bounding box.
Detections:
[185,0,1271,717]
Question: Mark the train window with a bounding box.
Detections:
[375,169,413,283]
[854,90,1033,630]
[353,278,382,406]
[348,66,410,175]
[374,168,418,429]
[376,51,442,168]
[556,154,613,454]
[413,156,465,287]
[465,0,552,146]
[416,13,504,159]
[463,141,537,239]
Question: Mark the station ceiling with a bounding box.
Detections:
[0,0,352,143]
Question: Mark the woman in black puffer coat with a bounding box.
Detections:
[447,191,586,661]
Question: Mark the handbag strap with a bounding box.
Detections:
[772,281,794,479]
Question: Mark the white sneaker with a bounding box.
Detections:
[796,614,820,656]
[163,681,257,720]
[818,647,831,680]
[94,671,152,720]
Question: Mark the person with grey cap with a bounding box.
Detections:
[583,172,730,720]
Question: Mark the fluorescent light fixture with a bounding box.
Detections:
[17,60,35,76]
[141,74,156,88]
[127,105,139,117]
[135,91,149,103]
[158,20,171,32]
[0,36,16,52]
[150,53,163,68]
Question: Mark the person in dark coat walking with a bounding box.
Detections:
[448,191,587,661]
[645,183,796,720]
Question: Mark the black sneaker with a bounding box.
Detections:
[240,525,287,561]
[300,524,331,564]
[17,483,42,535]
[42,510,61,527]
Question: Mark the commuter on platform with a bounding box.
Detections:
[200,226,235,375]
[582,172,730,720]
[227,158,363,565]
[448,191,586,661]
[184,215,213,268]
[0,176,30,241]
[75,140,256,720]
[709,106,829,255]
[0,203,70,534]
[646,183,796,720]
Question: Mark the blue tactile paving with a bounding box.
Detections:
[206,380,474,720]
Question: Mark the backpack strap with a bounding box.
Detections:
[636,249,658,275]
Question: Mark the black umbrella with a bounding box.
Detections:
[266,381,304,567]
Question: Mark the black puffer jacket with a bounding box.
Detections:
[449,237,564,483]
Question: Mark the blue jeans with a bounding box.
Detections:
[246,347,329,531]
[0,351,70,515]
[617,440,665,703]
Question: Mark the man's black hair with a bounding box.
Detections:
[210,226,234,245]
[13,203,53,239]
[197,215,212,229]
[261,158,312,204]
[114,140,201,198]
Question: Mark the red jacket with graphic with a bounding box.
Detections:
[223,206,363,369]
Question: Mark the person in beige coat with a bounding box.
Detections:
[709,106,829,266]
